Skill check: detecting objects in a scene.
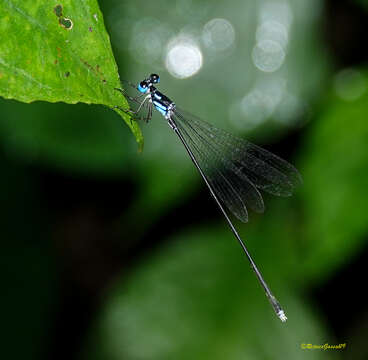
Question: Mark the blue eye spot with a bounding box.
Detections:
[150,74,160,83]
[137,83,147,93]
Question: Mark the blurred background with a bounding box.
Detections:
[1,0,368,359]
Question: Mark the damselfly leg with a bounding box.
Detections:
[114,80,153,123]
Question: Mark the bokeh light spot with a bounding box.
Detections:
[129,18,172,64]
[256,20,288,49]
[202,18,235,52]
[165,37,203,79]
[259,0,293,29]
[334,68,366,101]
[252,40,285,73]
[229,77,288,130]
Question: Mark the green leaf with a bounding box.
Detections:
[300,71,368,282]
[0,0,143,148]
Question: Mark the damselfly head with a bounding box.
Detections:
[150,73,160,84]
[137,80,149,93]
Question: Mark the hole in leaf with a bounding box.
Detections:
[59,17,73,30]
[53,5,63,18]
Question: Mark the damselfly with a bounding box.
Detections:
[115,74,302,322]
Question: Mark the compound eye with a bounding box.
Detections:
[137,81,148,93]
[150,73,160,83]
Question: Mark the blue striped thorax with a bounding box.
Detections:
[151,90,175,117]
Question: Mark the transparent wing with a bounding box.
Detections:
[172,107,302,223]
